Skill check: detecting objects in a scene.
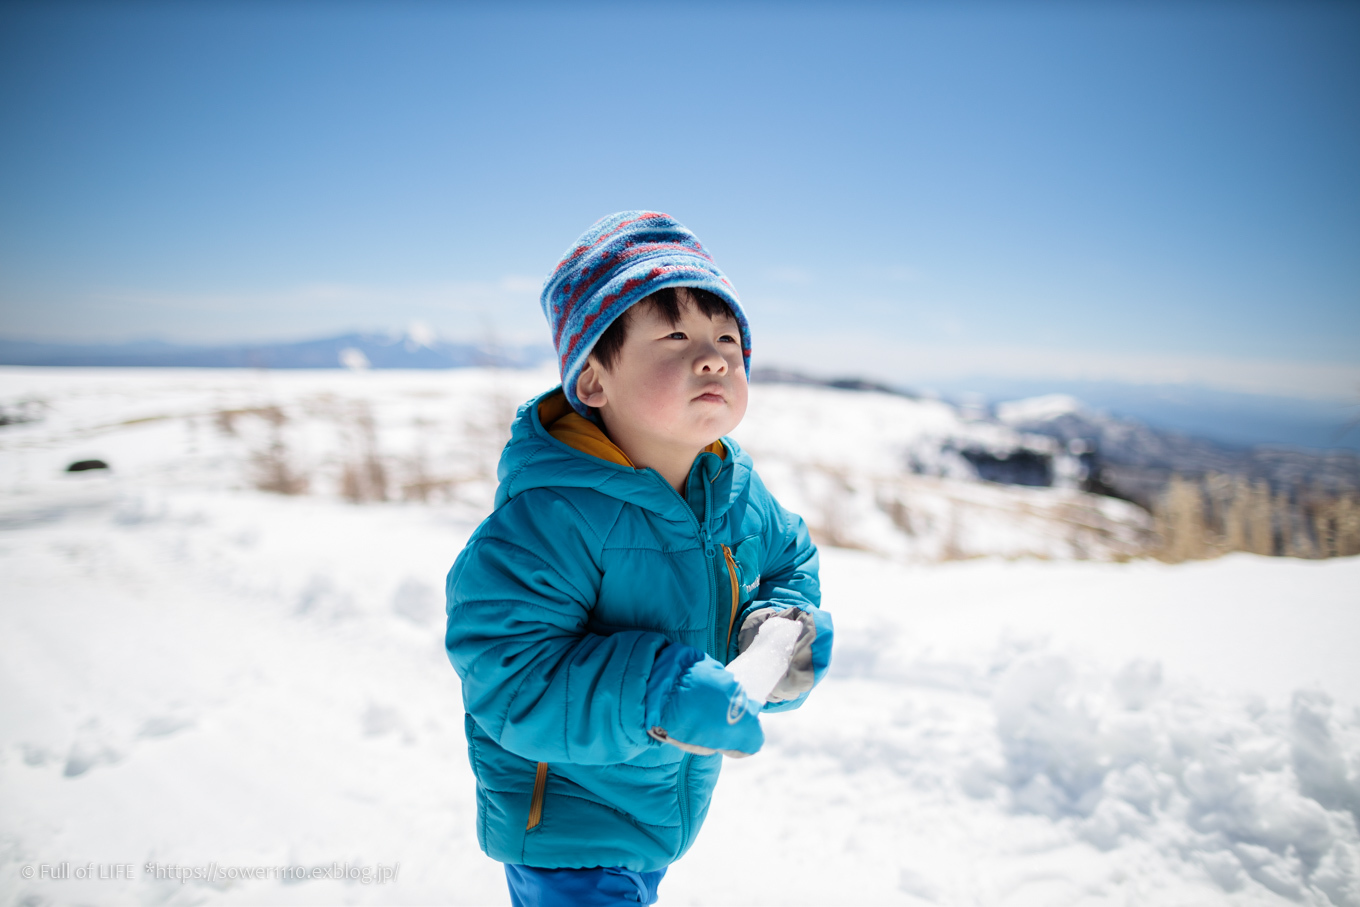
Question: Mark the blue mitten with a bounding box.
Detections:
[645,644,763,757]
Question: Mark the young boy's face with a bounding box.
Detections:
[578,291,748,456]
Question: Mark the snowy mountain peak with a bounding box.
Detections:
[404,321,437,352]
[996,394,1087,425]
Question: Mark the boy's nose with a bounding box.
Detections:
[695,345,728,374]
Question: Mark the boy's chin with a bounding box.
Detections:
[682,413,740,441]
[665,427,732,452]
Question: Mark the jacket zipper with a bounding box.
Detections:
[676,751,692,852]
[643,463,720,856]
[722,544,740,658]
[526,761,548,830]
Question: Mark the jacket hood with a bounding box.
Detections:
[494,387,752,524]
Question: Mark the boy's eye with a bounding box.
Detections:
[718,334,737,343]
[666,332,687,340]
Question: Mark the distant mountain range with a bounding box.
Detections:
[750,368,1360,503]
[995,394,1360,504]
[914,374,1360,453]
[0,332,553,370]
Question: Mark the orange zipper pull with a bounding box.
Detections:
[722,545,740,655]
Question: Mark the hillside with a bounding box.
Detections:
[1,366,1155,562]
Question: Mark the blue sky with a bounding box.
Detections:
[1,1,1357,404]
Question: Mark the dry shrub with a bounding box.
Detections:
[1211,475,1275,557]
[461,378,519,482]
[216,405,286,437]
[1155,476,1210,562]
[398,446,460,503]
[1155,473,1359,562]
[1309,493,1360,558]
[0,397,46,427]
[339,403,388,503]
[803,466,865,550]
[248,406,308,495]
[875,489,916,537]
[254,442,309,495]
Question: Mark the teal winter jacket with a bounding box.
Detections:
[445,388,830,871]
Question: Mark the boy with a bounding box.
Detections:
[445,212,833,906]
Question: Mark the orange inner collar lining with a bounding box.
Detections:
[539,390,726,467]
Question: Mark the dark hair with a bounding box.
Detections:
[589,286,735,372]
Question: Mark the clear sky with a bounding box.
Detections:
[1,1,1357,401]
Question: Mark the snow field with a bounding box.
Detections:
[1,367,1358,905]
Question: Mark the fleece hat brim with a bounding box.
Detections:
[541,211,751,416]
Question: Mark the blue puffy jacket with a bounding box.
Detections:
[445,388,830,871]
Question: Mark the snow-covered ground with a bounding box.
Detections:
[1,368,1358,906]
[0,367,1152,562]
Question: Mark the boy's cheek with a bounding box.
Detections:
[628,379,679,420]
[728,382,750,421]
[641,368,694,412]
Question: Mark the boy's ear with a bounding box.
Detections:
[576,357,608,409]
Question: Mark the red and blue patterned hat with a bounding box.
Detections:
[541,211,752,416]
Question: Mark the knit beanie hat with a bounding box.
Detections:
[541,211,752,416]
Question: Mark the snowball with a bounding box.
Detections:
[725,616,803,704]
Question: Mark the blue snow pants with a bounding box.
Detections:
[504,864,667,906]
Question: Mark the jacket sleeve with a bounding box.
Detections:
[734,478,833,713]
[445,489,675,765]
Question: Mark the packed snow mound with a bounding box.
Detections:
[740,635,1360,906]
[697,552,1360,906]
[990,658,1360,902]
